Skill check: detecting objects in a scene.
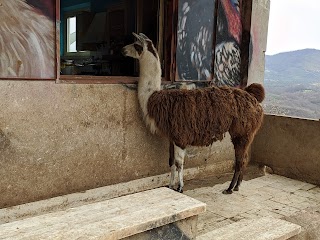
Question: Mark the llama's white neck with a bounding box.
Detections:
[137,54,161,124]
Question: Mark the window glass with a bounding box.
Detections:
[60,0,160,77]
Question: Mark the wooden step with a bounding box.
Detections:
[0,187,205,240]
[197,217,301,240]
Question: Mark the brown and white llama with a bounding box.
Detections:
[122,33,265,194]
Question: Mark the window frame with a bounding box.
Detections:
[56,0,172,84]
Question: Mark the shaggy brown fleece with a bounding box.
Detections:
[147,83,264,149]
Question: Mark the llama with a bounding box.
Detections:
[122,33,265,194]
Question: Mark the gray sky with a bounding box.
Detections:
[266,0,320,55]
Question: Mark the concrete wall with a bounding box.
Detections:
[0,0,271,209]
[248,0,270,85]
[0,81,235,208]
[252,115,320,186]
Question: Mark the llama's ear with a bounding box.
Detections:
[139,33,150,40]
[132,32,144,42]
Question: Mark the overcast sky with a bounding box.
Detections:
[266,0,320,55]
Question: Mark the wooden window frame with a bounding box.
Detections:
[56,0,171,84]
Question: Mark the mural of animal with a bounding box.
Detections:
[176,0,215,81]
[122,33,265,194]
[176,0,248,87]
[214,0,243,87]
[0,0,55,78]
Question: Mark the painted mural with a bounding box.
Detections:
[0,0,56,79]
[176,0,248,87]
[214,0,242,87]
[176,0,216,81]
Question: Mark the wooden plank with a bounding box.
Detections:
[197,217,301,240]
[0,188,205,240]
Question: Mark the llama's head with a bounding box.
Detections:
[122,33,159,61]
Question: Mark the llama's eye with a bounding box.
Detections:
[134,44,143,55]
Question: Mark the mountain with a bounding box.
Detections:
[263,49,320,119]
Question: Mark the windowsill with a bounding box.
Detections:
[57,75,172,85]
[57,75,139,84]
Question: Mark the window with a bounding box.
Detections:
[60,0,162,79]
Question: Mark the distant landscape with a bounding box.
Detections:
[263,49,320,120]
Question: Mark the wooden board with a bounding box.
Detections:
[0,187,205,239]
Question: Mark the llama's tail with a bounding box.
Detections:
[244,83,265,103]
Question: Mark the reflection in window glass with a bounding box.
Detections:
[67,16,76,52]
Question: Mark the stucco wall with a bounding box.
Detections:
[0,81,235,208]
[0,0,271,208]
[248,0,270,85]
[252,115,320,186]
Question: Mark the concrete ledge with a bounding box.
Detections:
[197,217,301,240]
[0,163,231,224]
[0,188,206,239]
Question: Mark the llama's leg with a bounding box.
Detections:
[234,152,248,191]
[223,137,250,194]
[233,173,243,191]
[177,164,184,193]
[168,142,176,189]
[169,165,176,189]
[223,160,242,194]
[174,144,186,193]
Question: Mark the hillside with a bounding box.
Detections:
[263,49,320,119]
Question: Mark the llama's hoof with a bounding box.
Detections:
[233,186,239,191]
[222,189,233,194]
[176,186,184,193]
[167,185,174,190]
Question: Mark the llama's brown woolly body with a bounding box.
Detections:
[147,84,264,149]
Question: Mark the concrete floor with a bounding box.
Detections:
[184,174,320,239]
[1,172,319,239]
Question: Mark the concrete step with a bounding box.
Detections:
[197,217,301,240]
[0,187,206,239]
